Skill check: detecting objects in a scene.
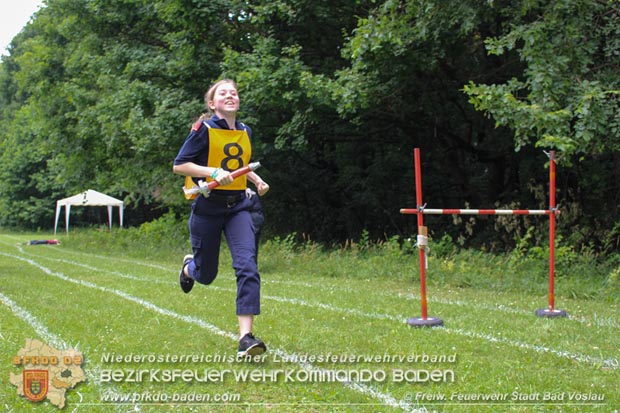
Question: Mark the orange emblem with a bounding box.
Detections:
[23,370,48,402]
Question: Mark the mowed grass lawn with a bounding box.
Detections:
[1,230,618,413]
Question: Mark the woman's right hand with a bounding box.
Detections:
[213,169,234,186]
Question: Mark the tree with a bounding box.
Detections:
[0,0,253,226]
[463,0,620,157]
[462,0,620,247]
[1,0,618,250]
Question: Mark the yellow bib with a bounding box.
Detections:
[206,128,252,190]
[182,125,252,199]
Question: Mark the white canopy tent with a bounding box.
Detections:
[54,189,124,234]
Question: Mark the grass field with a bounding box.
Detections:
[1,229,618,412]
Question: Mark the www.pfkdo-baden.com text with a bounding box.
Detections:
[101,391,241,403]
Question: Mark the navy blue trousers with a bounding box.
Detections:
[186,194,261,315]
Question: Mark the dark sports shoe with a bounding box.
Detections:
[179,254,194,293]
[237,333,267,357]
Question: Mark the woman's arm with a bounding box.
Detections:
[247,171,270,196]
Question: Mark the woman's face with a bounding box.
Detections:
[209,82,240,116]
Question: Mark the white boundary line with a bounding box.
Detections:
[0,237,171,271]
[0,292,67,351]
[9,249,619,371]
[28,256,170,284]
[262,276,619,329]
[442,328,619,368]
[259,293,619,369]
[11,239,618,330]
[4,246,619,370]
[13,238,617,330]
[7,249,585,325]
[395,292,620,329]
[1,252,420,413]
[0,291,126,409]
[4,241,619,367]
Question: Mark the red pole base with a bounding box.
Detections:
[407,317,444,327]
[535,308,568,318]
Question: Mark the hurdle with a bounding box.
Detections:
[400,148,567,327]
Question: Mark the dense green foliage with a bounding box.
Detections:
[1,0,619,251]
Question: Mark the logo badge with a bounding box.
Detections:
[11,339,86,408]
[23,370,48,402]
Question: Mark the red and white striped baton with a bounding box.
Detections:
[183,162,261,198]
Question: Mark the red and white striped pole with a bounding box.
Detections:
[536,151,567,318]
[406,148,443,327]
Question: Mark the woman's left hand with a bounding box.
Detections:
[256,181,270,196]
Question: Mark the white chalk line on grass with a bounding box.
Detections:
[7,236,616,330]
[264,275,619,330]
[5,239,173,285]
[16,238,617,330]
[6,240,619,362]
[5,247,619,371]
[442,328,619,370]
[260,293,620,369]
[265,280,619,330]
[28,255,170,285]
[0,291,125,408]
[43,247,172,271]
[396,292,620,329]
[2,252,419,413]
[0,291,67,351]
[6,248,519,325]
[0,237,171,272]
